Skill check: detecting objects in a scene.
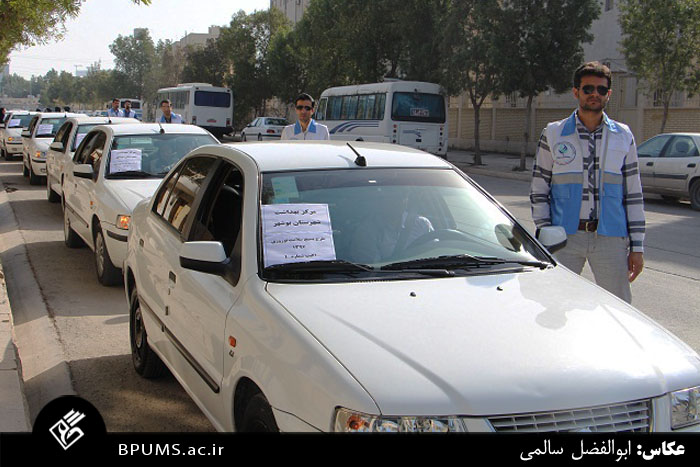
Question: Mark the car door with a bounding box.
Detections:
[23,116,39,167]
[636,134,673,192]
[651,135,700,193]
[167,160,246,414]
[48,122,72,188]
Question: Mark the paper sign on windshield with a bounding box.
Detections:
[37,124,54,135]
[262,203,336,267]
[109,148,142,173]
[8,119,21,128]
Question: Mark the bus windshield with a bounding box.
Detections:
[391,92,446,123]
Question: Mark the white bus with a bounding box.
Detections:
[315,80,448,157]
[155,83,233,138]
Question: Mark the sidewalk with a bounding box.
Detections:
[446,148,533,183]
[0,258,31,432]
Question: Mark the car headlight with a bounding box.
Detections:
[334,408,467,432]
[671,386,700,429]
[116,215,131,230]
[35,151,46,159]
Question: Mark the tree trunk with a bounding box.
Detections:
[661,99,670,134]
[473,104,482,165]
[519,95,534,171]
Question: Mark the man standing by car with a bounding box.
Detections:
[159,99,184,124]
[121,100,136,118]
[530,62,645,304]
[281,93,329,140]
[108,98,121,118]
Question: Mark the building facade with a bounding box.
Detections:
[270,0,310,25]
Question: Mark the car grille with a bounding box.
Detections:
[487,400,652,432]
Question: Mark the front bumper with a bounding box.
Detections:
[104,227,129,269]
[30,159,47,175]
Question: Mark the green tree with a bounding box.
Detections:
[441,0,506,165]
[0,0,151,65]
[181,40,226,87]
[0,73,32,98]
[497,0,599,171]
[109,28,157,99]
[619,0,700,133]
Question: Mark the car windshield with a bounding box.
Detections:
[7,114,34,128]
[105,133,217,178]
[73,124,99,150]
[265,118,288,126]
[260,168,549,280]
[36,118,67,137]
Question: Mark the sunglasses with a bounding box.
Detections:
[580,84,609,96]
[296,105,313,111]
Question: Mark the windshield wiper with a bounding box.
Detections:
[106,170,157,179]
[381,254,550,271]
[265,260,375,273]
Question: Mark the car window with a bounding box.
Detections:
[8,114,34,128]
[265,118,288,126]
[664,136,699,158]
[73,124,100,151]
[27,116,39,135]
[53,122,72,149]
[159,157,217,235]
[84,132,107,174]
[190,163,244,259]
[637,135,672,158]
[74,131,99,163]
[36,118,68,137]
[153,166,183,217]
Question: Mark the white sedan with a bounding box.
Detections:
[123,141,700,433]
[240,117,288,141]
[1,111,36,160]
[62,123,218,286]
[637,132,700,210]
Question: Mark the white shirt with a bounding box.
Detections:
[281,119,330,140]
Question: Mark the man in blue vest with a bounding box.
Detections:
[530,62,645,304]
[107,98,121,118]
[159,99,184,124]
[121,100,136,118]
[280,93,329,140]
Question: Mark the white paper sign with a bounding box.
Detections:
[262,203,336,267]
[37,124,54,135]
[109,148,142,173]
[8,119,21,128]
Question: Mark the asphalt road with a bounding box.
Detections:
[0,156,698,432]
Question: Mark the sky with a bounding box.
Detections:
[7,0,270,79]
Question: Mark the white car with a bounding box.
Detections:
[240,117,288,141]
[637,132,700,210]
[123,141,700,433]
[62,123,219,286]
[22,112,87,185]
[1,111,36,160]
[46,116,136,203]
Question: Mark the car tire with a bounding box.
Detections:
[94,226,122,286]
[240,393,279,432]
[257,134,263,141]
[22,160,29,177]
[690,180,700,211]
[63,205,84,248]
[28,164,42,185]
[1,147,6,160]
[46,177,60,203]
[241,133,247,142]
[130,287,168,379]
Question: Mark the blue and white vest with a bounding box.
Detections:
[545,111,633,237]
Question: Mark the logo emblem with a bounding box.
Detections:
[49,409,86,450]
[553,142,577,165]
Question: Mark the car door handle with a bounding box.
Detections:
[138,238,144,248]
[646,162,654,166]
[169,271,177,284]
[688,163,697,168]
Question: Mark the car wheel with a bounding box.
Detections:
[257,134,263,141]
[1,147,6,159]
[690,180,700,211]
[22,160,29,177]
[241,133,247,142]
[130,287,168,378]
[240,393,279,432]
[46,177,60,203]
[94,226,121,286]
[28,164,42,185]
[63,206,84,248]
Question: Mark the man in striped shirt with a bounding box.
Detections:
[530,62,645,303]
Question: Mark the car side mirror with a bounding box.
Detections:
[536,226,567,253]
[73,164,94,180]
[50,141,64,152]
[21,130,31,137]
[180,241,229,275]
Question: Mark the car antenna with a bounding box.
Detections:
[158,122,165,134]
[346,142,367,167]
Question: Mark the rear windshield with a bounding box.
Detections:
[265,118,288,126]
[391,92,446,123]
[194,91,231,108]
[35,118,67,137]
[7,114,34,128]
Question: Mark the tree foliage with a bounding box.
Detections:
[619,0,700,133]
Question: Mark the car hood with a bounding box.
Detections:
[266,267,700,416]
[104,179,162,211]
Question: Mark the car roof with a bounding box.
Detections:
[69,116,135,125]
[36,112,87,119]
[213,141,452,172]
[91,123,213,136]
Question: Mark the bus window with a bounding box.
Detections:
[316,98,327,121]
[328,96,342,120]
[195,91,231,108]
[391,92,444,123]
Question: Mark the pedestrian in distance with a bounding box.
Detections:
[280,93,330,140]
[530,61,645,304]
[159,99,183,124]
[108,98,121,118]
[0,108,6,124]
[121,100,136,118]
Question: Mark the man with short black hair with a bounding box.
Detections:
[281,93,329,140]
[159,99,183,124]
[108,98,121,118]
[121,100,136,118]
[530,61,645,303]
